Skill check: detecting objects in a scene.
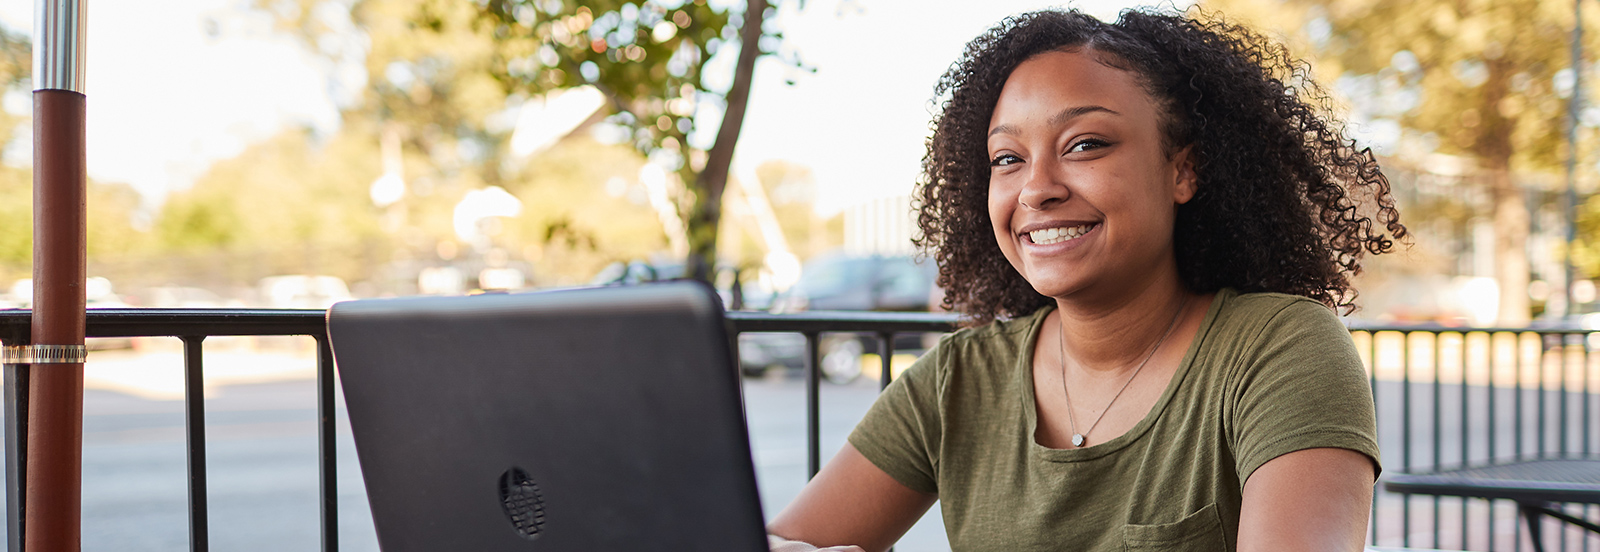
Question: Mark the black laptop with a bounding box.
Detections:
[327,282,768,551]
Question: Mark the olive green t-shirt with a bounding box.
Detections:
[847,289,1380,551]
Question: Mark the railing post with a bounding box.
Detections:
[181,336,208,552]
[803,331,820,480]
[1367,331,1378,546]
[3,340,28,552]
[316,335,338,552]
[1402,331,1413,548]
[876,331,894,391]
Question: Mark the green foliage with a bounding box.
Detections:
[0,167,29,276]
[1210,0,1595,170]
[0,23,29,153]
[150,129,387,281]
[506,136,671,284]
[480,0,759,162]
[128,0,784,291]
[1207,0,1600,321]
[479,0,783,281]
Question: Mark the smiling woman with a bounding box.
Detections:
[765,8,1408,552]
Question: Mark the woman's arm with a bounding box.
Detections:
[1238,447,1375,552]
[766,443,938,552]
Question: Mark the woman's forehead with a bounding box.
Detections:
[988,50,1158,133]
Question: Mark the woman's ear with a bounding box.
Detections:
[1171,146,1198,204]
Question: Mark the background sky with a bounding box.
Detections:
[0,0,1178,214]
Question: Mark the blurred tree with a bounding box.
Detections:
[0,24,30,283]
[0,23,29,154]
[257,0,790,285]
[0,167,29,277]
[1208,0,1599,324]
[0,22,148,287]
[152,128,388,284]
[478,0,784,283]
[753,160,839,260]
[503,136,671,285]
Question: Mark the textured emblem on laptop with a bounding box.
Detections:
[499,467,546,540]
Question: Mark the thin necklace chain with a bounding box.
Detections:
[1058,294,1189,448]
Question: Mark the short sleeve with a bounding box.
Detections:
[1227,299,1380,486]
[846,338,947,495]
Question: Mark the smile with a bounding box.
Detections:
[1028,223,1097,245]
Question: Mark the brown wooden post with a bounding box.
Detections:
[25,1,86,550]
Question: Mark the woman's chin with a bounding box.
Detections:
[1025,274,1084,300]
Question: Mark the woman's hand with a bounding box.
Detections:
[766,443,938,552]
[767,534,866,552]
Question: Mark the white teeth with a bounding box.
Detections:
[1028,224,1095,245]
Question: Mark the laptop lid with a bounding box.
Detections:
[327,282,768,551]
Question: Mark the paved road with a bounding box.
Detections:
[0,372,952,551]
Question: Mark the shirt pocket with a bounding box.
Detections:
[1120,502,1227,551]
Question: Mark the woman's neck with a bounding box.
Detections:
[1052,274,1194,375]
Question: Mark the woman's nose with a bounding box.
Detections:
[1017,163,1069,210]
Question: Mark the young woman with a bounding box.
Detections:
[767,8,1406,552]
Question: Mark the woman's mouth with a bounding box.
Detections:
[1027,223,1098,245]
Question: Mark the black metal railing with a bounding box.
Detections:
[0,309,1596,551]
[1345,322,1599,551]
[1,309,334,552]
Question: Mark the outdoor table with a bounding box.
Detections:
[1382,457,1600,552]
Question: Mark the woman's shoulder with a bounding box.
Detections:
[904,306,1048,384]
[1211,289,1344,335]
[939,305,1050,353]
[1194,289,1353,370]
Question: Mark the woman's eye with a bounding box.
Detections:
[1067,139,1109,154]
[989,154,1022,167]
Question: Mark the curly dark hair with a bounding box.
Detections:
[915,8,1407,326]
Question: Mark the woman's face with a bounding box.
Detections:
[986,49,1196,300]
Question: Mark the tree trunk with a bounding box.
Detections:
[685,0,767,283]
[1480,58,1531,325]
[1489,167,1530,324]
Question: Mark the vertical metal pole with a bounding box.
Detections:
[1404,332,1413,548]
[1519,335,1528,460]
[316,336,338,552]
[1434,333,1443,548]
[26,1,86,550]
[1463,333,1472,547]
[1586,339,1594,454]
[1369,332,1379,546]
[1561,335,1570,457]
[872,332,897,552]
[1518,334,1528,552]
[803,332,820,480]
[1586,343,1594,552]
[1491,335,1500,550]
[876,332,894,392]
[181,337,208,552]
[1541,343,1550,458]
[1491,335,1500,461]
[4,349,29,552]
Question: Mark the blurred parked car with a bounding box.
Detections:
[762,253,943,383]
[258,275,352,308]
[589,260,773,311]
[769,253,938,313]
[590,259,793,375]
[85,278,131,350]
[141,286,227,308]
[7,277,129,309]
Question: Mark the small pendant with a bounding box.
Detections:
[1071,434,1085,447]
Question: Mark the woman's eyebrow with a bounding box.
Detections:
[988,105,1121,138]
